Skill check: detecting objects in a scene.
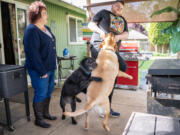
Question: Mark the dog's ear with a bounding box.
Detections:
[80,57,87,66]
[99,41,105,49]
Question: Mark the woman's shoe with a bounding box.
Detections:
[43,98,57,120]
[33,102,51,128]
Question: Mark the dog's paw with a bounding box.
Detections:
[128,75,133,80]
[72,119,77,125]
[91,76,103,82]
[76,97,82,103]
[84,127,89,131]
[62,115,66,120]
[103,125,110,132]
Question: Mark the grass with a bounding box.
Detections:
[152,52,170,57]
[138,60,154,84]
[138,51,171,85]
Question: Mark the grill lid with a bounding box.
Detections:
[148,59,180,75]
[0,64,25,72]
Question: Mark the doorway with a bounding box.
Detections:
[1,2,16,65]
[0,1,28,65]
[0,2,3,64]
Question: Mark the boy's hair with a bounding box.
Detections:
[115,0,124,5]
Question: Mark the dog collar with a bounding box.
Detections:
[80,64,91,76]
[103,48,115,52]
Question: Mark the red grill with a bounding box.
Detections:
[116,42,139,89]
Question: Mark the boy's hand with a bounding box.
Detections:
[115,35,119,42]
[100,32,106,40]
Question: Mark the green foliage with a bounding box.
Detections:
[148,22,172,46]
[151,6,180,53]
[170,32,180,53]
[138,60,154,84]
[151,7,178,18]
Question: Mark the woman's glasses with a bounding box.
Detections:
[41,11,48,15]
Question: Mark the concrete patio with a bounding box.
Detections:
[3,88,147,135]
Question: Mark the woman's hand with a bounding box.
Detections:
[41,74,48,78]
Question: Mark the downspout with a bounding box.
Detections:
[86,0,91,57]
[177,0,180,59]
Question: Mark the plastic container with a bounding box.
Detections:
[63,48,69,58]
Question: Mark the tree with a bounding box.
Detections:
[148,22,172,46]
[151,6,180,56]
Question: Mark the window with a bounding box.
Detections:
[68,15,84,44]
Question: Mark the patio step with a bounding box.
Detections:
[123,112,180,135]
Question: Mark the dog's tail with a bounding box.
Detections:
[90,76,103,82]
[64,99,96,117]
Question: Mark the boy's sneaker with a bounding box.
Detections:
[99,113,104,118]
[99,109,120,118]
[110,109,120,117]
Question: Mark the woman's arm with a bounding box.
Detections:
[23,28,47,76]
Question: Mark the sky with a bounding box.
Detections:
[61,0,86,9]
[61,0,116,9]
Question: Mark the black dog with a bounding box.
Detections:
[60,57,102,125]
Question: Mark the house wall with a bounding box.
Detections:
[45,1,87,62]
[45,1,87,77]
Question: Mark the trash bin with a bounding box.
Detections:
[0,64,28,98]
[0,64,30,131]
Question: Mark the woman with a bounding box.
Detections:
[23,1,57,128]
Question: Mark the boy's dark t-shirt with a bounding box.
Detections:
[90,9,128,50]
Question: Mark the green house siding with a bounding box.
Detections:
[45,2,87,77]
[46,1,86,57]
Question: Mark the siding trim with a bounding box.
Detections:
[67,14,85,45]
[46,0,86,16]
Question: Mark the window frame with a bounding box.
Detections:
[67,15,85,45]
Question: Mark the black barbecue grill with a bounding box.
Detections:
[147,59,180,98]
[0,64,30,131]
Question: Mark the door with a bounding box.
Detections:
[15,4,28,65]
[1,1,16,65]
[0,2,4,64]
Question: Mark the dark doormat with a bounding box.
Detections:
[0,87,60,125]
[0,126,4,135]
[0,87,34,124]
[0,102,25,124]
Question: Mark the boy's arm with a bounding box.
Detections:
[115,31,129,42]
[88,10,106,39]
[88,22,105,38]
